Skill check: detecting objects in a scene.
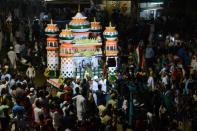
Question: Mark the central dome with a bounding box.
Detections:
[69,12,90,33]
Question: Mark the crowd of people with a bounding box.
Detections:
[0,1,197,131]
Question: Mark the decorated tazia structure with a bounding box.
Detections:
[45,6,119,87]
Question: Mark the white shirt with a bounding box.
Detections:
[122,99,128,111]
[14,43,21,54]
[91,56,98,68]
[72,81,80,95]
[162,75,169,86]
[92,80,98,92]
[147,76,154,90]
[33,107,43,123]
[72,94,86,112]
[26,67,36,78]
[27,93,36,104]
[50,111,62,129]
[99,79,107,93]
[72,94,86,120]
[9,79,15,94]
[7,50,18,69]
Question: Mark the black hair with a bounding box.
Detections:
[75,87,80,94]
[39,113,44,121]
[1,88,7,95]
[98,84,102,90]
[5,77,9,81]
[59,85,64,90]
[35,100,41,108]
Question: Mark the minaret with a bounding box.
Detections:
[91,17,102,35]
[45,19,59,78]
[90,17,102,42]
[59,25,75,78]
[103,22,118,76]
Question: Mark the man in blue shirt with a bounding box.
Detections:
[12,99,25,118]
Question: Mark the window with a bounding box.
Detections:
[114,46,117,50]
[106,46,109,50]
[54,42,58,47]
[110,46,113,51]
[107,58,116,67]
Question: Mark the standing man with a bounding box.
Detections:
[7,46,18,69]
[26,63,36,82]
[72,87,86,121]
[99,76,107,93]
[145,44,155,68]
[92,76,99,105]
[72,76,81,95]
[14,41,21,60]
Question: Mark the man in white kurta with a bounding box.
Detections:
[99,77,107,93]
[7,47,18,69]
[72,88,86,121]
[72,76,80,95]
[14,42,22,58]
[92,76,99,105]
[26,64,36,81]
[147,72,155,91]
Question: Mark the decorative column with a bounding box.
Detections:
[45,19,59,78]
[90,17,102,75]
[59,25,74,78]
[103,22,118,76]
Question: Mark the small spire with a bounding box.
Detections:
[78,4,80,12]
[51,19,53,24]
[109,21,112,27]
[94,17,96,22]
[66,24,68,29]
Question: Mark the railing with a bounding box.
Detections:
[75,67,103,79]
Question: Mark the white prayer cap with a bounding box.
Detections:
[76,76,80,80]
[93,76,98,80]
[130,65,134,68]
[4,65,9,69]
[10,46,13,50]
[63,101,68,105]
[30,88,34,92]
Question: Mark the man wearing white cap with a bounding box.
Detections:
[99,76,107,93]
[7,46,18,69]
[72,76,81,95]
[14,41,22,60]
[92,76,99,105]
[27,87,36,104]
